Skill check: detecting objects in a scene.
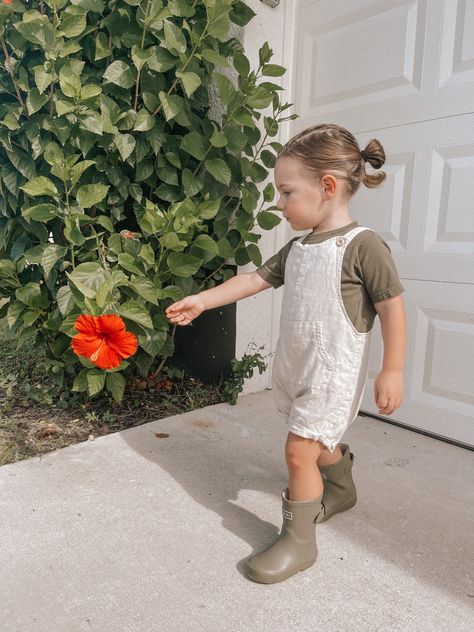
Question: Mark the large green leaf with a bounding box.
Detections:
[56,285,74,317]
[67,262,109,299]
[214,73,236,107]
[200,48,230,67]
[167,252,202,277]
[180,131,208,160]
[106,371,126,403]
[114,133,136,160]
[163,19,187,54]
[15,16,55,48]
[158,92,183,121]
[22,203,58,222]
[182,169,204,197]
[71,0,105,14]
[206,5,231,41]
[76,184,110,208]
[176,71,201,98]
[205,159,231,185]
[20,176,58,198]
[133,109,155,132]
[118,300,153,329]
[26,88,49,115]
[58,12,87,38]
[148,46,177,72]
[131,45,153,71]
[41,244,68,278]
[257,211,282,230]
[87,369,106,396]
[7,150,37,180]
[117,253,144,275]
[16,282,42,309]
[230,1,256,27]
[198,199,220,219]
[69,160,96,187]
[103,61,135,89]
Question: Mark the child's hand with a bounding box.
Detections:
[165,295,206,326]
[373,370,403,415]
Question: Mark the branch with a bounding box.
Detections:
[0,36,29,117]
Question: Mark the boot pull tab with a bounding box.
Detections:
[313,506,324,523]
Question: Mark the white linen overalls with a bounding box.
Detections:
[271,226,374,452]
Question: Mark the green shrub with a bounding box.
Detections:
[0,0,296,403]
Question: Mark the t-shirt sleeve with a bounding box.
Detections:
[255,236,299,289]
[357,232,405,304]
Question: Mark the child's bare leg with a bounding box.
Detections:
[285,432,324,501]
[316,444,343,467]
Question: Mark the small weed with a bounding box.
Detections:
[221,343,270,405]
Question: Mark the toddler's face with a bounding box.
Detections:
[274,156,327,232]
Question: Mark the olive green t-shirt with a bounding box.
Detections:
[255,221,405,333]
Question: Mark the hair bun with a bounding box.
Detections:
[361,139,386,188]
[362,140,385,170]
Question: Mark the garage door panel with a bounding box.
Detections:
[304,0,425,110]
[350,148,413,255]
[292,0,474,445]
[425,143,474,255]
[439,0,474,88]
[296,0,474,132]
[362,279,474,444]
[354,115,474,284]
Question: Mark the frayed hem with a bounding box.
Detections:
[286,425,340,453]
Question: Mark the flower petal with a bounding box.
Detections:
[96,314,126,335]
[74,314,99,335]
[89,340,123,369]
[107,330,138,358]
[71,334,101,358]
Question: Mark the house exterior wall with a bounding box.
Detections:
[235,0,298,394]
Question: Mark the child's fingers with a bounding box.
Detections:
[166,300,182,313]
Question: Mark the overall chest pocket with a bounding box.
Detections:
[274,319,337,394]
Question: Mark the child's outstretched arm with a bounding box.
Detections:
[165,272,273,326]
[373,294,408,415]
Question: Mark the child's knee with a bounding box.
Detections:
[285,432,323,468]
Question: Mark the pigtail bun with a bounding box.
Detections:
[361,138,386,188]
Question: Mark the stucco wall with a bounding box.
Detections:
[235,0,298,394]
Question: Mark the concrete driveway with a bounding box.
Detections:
[1,389,473,632]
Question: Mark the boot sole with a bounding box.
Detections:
[317,497,357,524]
[245,557,317,584]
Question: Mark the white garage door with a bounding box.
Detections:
[291,0,474,446]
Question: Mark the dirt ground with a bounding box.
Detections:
[0,366,224,467]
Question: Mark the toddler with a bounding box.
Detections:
[165,123,407,584]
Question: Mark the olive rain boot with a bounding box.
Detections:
[245,488,323,584]
[316,443,357,524]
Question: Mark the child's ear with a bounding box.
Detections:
[321,175,337,194]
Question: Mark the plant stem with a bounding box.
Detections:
[0,37,28,117]
[134,0,151,111]
[152,19,209,117]
[49,83,54,117]
[147,324,177,382]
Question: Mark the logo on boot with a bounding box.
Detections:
[282,509,293,520]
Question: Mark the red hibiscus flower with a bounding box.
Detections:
[71,314,138,369]
[2,0,13,5]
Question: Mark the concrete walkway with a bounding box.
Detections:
[1,390,473,632]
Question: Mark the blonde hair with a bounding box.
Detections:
[278,123,386,197]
